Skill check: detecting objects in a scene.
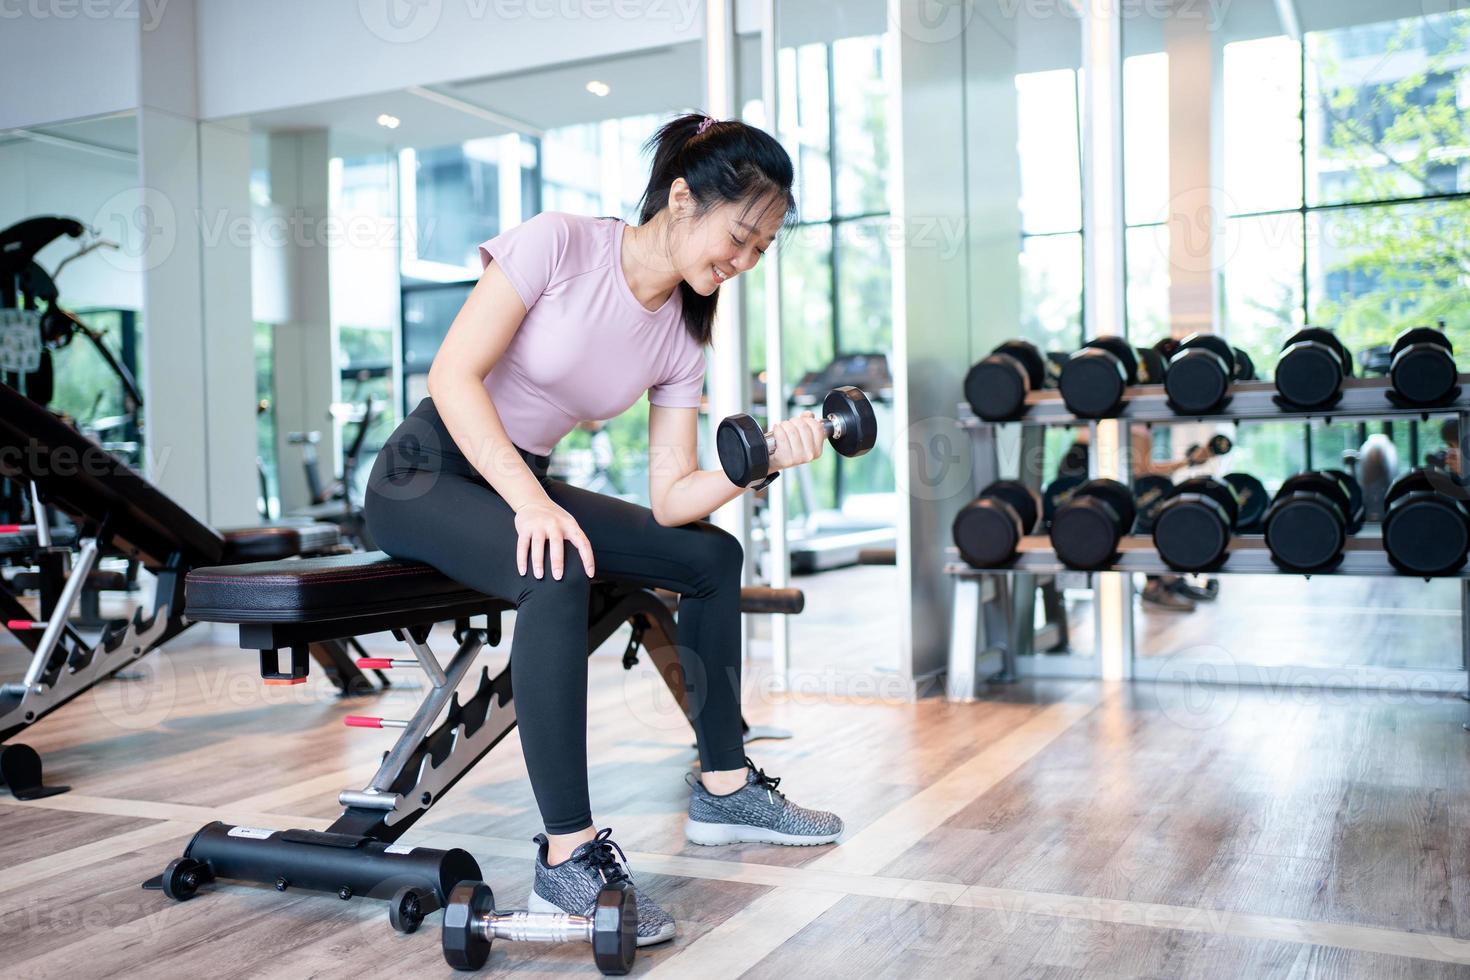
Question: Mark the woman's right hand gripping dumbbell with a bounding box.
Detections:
[514,500,597,581]
[764,412,829,473]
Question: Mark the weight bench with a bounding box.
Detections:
[148,550,804,933]
[0,382,385,800]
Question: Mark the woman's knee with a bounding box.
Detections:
[690,524,744,583]
[516,545,592,606]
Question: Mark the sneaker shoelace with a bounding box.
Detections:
[573,827,632,887]
[745,756,785,806]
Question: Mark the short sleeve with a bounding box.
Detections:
[648,344,706,409]
[478,211,572,310]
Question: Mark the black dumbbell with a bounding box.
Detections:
[1275,327,1353,410]
[1049,478,1137,570]
[964,340,1046,421]
[1381,469,1470,576]
[1182,433,1234,464]
[1233,347,1257,382]
[1263,471,1357,573]
[1152,477,1240,572]
[1133,474,1174,535]
[1165,333,1253,415]
[1134,345,1167,385]
[1058,336,1138,418]
[1042,474,1085,527]
[1223,472,1269,532]
[443,880,637,975]
[1387,325,1459,408]
[1322,467,1365,533]
[717,386,876,487]
[952,480,1041,568]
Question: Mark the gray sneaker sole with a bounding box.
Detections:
[528,891,676,947]
[685,818,842,847]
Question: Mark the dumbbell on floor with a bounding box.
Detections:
[1382,469,1470,577]
[964,340,1046,421]
[1275,327,1353,410]
[443,880,637,975]
[953,480,1041,568]
[1152,477,1239,573]
[1165,333,1256,415]
[1263,471,1361,573]
[717,386,876,487]
[1049,478,1137,570]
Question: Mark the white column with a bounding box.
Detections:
[760,0,790,689]
[1082,0,1130,680]
[890,0,974,694]
[135,0,255,526]
[704,0,754,648]
[1165,13,1225,337]
[267,130,339,513]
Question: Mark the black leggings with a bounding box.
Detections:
[364,398,747,834]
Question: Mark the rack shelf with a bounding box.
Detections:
[956,375,1470,428]
[943,534,1470,580]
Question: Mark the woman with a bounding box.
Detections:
[364,113,843,946]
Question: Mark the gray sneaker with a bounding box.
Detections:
[529,828,676,947]
[685,757,844,846]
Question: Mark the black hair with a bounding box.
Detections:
[636,112,796,347]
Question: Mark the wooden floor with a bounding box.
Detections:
[4,607,1470,979]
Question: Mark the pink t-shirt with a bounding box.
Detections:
[477,211,706,455]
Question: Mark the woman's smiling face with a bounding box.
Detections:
[669,182,787,296]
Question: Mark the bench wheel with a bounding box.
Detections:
[162,858,210,901]
[389,885,433,934]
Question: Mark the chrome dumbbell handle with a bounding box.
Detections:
[764,413,842,454]
[476,910,596,944]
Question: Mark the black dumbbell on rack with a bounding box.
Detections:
[1049,478,1137,570]
[1381,469,1470,577]
[1386,325,1460,408]
[952,480,1041,568]
[1223,472,1269,532]
[964,340,1046,421]
[1274,327,1353,410]
[717,386,876,487]
[1152,477,1240,573]
[443,880,637,974]
[1263,470,1362,573]
[1058,336,1138,419]
[1133,475,1174,535]
[1164,333,1257,415]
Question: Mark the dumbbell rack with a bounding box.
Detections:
[946,374,1470,702]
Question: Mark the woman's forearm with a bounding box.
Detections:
[428,373,550,513]
[656,467,752,527]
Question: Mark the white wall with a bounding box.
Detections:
[0,6,141,130]
[195,0,708,120]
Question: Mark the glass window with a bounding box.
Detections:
[1123,52,1169,227]
[1306,14,1470,207]
[1220,212,1306,372]
[1223,36,1303,214]
[1123,224,1169,344]
[780,223,834,391]
[832,34,889,216]
[1016,69,1082,236]
[1020,233,1083,352]
[779,44,832,223]
[255,321,276,518]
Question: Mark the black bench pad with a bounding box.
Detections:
[186,551,489,624]
[220,523,341,563]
